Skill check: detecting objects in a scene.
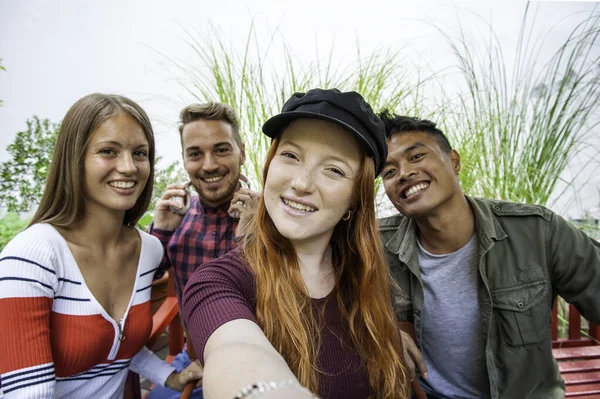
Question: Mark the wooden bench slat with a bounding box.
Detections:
[553,346,600,360]
[560,359,600,373]
[562,371,600,385]
[566,394,600,399]
[553,338,598,349]
[147,297,180,348]
[565,382,600,395]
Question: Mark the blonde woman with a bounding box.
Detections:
[0,93,201,398]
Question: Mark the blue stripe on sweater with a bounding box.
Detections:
[2,364,54,382]
[0,256,56,275]
[3,377,55,394]
[0,277,53,291]
[2,371,55,389]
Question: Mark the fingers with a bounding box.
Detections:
[159,188,188,204]
[155,185,190,214]
[228,202,243,219]
[406,342,428,379]
[231,189,260,203]
[401,331,428,379]
[229,189,260,219]
[151,184,190,230]
[406,354,416,380]
[179,367,203,384]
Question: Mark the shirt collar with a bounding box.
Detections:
[197,197,233,215]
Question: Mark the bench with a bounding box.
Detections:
[129,286,600,398]
[551,300,600,398]
[124,272,186,399]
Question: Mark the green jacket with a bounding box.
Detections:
[379,196,600,399]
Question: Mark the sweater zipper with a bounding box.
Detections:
[107,318,126,360]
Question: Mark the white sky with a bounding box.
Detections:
[1,0,599,217]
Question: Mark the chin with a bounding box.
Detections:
[402,203,437,218]
[271,222,303,242]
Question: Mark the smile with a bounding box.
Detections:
[108,181,136,189]
[202,175,225,183]
[282,198,317,212]
[404,182,429,198]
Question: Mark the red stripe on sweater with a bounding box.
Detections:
[1,297,152,378]
[115,301,152,360]
[0,297,53,374]
[51,302,153,377]
[51,312,114,377]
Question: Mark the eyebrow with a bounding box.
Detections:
[383,142,428,168]
[185,142,233,152]
[279,140,357,173]
[404,142,427,153]
[96,140,148,149]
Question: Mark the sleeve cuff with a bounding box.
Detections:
[148,222,176,248]
[130,346,176,386]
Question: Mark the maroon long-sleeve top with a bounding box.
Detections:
[182,248,372,399]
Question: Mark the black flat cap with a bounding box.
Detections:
[262,88,387,176]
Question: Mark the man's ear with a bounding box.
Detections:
[240,142,246,165]
[450,149,461,175]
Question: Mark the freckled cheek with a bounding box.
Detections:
[85,158,113,176]
[322,182,353,209]
[265,163,293,188]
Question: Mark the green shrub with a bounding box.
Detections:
[0,213,30,252]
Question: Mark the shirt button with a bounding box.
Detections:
[211,231,216,236]
[517,301,524,308]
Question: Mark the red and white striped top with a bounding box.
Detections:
[0,223,174,398]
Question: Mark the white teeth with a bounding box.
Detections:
[283,198,317,212]
[204,175,224,183]
[405,182,429,198]
[109,181,135,189]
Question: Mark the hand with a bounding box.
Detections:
[229,188,261,237]
[165,360,203,392]
[152,183,189,231]
[400,330,428,381]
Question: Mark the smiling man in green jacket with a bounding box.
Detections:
[377,111,600,399]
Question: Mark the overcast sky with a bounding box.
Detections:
[1,0,599,217]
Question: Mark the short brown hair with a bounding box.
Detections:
[30,93,156,227]
[178,102,242,148]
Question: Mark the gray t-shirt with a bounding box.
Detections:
[418,235,490,399]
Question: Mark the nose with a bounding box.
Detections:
[201,153,219,173]
[398,159,417,184]
[117,152,136,175]
[291,167,316,194]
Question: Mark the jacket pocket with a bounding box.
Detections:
[491,280,549,347]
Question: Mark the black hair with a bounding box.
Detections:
[377,110,452,153]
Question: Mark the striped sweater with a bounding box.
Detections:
[0,224,174,398]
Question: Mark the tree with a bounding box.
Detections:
[0,117,59,212]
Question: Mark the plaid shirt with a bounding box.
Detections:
[149,195,239,303]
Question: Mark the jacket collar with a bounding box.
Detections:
[384,196,508,260]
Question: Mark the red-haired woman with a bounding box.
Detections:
[182,89,410,399]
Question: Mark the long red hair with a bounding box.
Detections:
[243,135,410,398]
